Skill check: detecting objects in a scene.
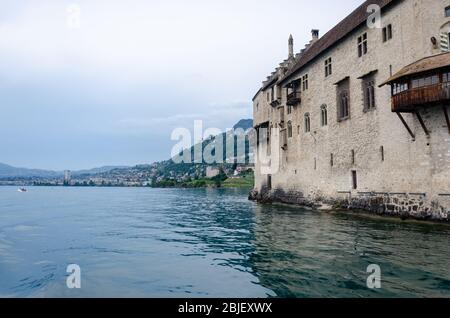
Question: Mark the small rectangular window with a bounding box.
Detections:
[304,113,311,133]
[358,33,368,57]
[393,82,408,95]
[302,74,309,91]
[351,150,355,165]
[320,105,328,126]
[325,58,332,77]
[411,75,440,88]
[352,171,358,190]
[330,153,334,167]
[383,24,393,42]
[444,73,450,82]
[380,146,385,162]
[446,6,450,17]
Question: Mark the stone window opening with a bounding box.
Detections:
[382,24,393,42]
[358,33,368,57]
[446,6,450,17]
[304,113,311,133]
[338,91,350,120]
[287,121,293,138]
[352,171,358,190]
[325,58,332,77]
[330,153,334,167]
[380,146,385,162]
[287,105,293,115]
[267,125,273,156]
[320,104,328,126]
[337,78,350,121]
[351,150,355,165]
[363,79,376,111]
[302,74,309,91]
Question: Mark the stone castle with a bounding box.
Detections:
[250,0,450,222]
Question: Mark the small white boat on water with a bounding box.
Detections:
[18,188,27,193]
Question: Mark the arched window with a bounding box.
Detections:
[287,121,293,138]
[446,6,450,17]
[320,104,328,126]
[304,113,311,133]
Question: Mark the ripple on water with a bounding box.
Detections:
[1,187,450,298]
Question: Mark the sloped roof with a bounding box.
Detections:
[261,76,279,91]
[380,52,450,86]
[252,88,262,102]
[279,0,398,85]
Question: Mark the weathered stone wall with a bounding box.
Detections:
[252,0,450,222]
[249,188,450,222]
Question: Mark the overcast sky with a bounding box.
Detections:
[0,0,363,170]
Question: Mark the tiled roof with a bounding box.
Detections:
[279,0,398,85]
[380,52,450,86]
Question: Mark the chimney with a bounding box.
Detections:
[288,34,294,58]
[311,29,320,41]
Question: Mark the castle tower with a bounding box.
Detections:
[288,34,294,58]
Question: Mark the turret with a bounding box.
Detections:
[288,34,294,58]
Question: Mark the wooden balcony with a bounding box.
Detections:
[380,53,450,137]
[286,91,301,106]
[392,83,450,113]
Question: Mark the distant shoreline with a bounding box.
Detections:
[0,184,254,190]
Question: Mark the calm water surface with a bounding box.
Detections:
[1,186,450,298]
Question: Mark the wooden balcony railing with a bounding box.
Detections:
[287,91,301,106]
[392,83,450,113]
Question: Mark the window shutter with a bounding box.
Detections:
[441,33,449,52]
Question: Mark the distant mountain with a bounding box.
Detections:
[233,119,253,131]
[0,163,61,179]
[172,119,254,164]
[72,166,128,176]
[0,163,126,179]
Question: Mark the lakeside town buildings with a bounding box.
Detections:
[251,0,450,221]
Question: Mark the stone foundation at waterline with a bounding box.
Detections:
[249,189,450,223]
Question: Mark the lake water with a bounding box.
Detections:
[1,186,450,298]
